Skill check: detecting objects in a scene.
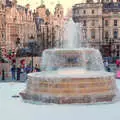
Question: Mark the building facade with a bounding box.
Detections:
[0,0,6,48]
[35,2,65,51]
[72,0,120,58]
[0,0,36,51]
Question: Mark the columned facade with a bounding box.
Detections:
[72,0,120,58]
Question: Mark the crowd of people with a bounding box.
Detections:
[11,64,40,81]
[3,59,120,81]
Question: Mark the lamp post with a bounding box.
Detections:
[31,46,33,72]
[29,36,35,72]
[99,25,101,50]
[46,23,49,48]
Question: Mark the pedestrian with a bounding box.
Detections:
[25,65,32,80]
[34,64,40,72]
[104,60,110,72]
[17,65,21,81]
[25,65,32,74]
[107,65,111,72]
[104,60,109,68]
[34,64,38,72]
[37,64,41,72]
[11,65,16,80]
[2,69,5,80]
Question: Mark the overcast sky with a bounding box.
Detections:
[17,0,83,14]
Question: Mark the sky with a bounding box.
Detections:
[17,0,83,14]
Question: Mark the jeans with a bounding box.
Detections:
[12,72,16,80]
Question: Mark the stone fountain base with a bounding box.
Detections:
[20,93,115,104]
[20,70,118,104]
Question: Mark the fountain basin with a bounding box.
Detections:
[20,69,118,104]
[41,48,104,71]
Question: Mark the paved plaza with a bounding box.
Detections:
[0,80,120,120]
[0,72,27,82]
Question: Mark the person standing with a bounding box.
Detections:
[17,65,21,81]
[104,60,109,68]
[11,65,16,81]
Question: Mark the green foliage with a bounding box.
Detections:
[0,47,8,63]
[8,50,12,56]
[0,47,2,60]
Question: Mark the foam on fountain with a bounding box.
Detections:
[20,18,119,104]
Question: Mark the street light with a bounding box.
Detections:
[29,36,35,71]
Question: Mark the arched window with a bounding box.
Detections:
[113,30,118,39]
[105,31,109,40]
[91,29,95,39]
[83,10,86,14]
[83,20,86,26]
[114,20,117,26]
[91,20,95,26]
[92,10,94,14]
[105,20,108,26]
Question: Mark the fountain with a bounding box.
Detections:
[20,18,119,104]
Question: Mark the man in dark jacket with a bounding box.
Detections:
[17,65,21,80]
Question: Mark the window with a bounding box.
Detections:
[105,31,109,39]
[113,30,118,39]
[91,29,95,39]
[83,10,86,14]
[91,20,95,26]
[117,51,119,57]
[117,45,119,49]
[92,10,94,14]
[114,20,117,26]
[105,20,108,26]
[83,20,86,26]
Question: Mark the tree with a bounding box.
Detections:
[0,47,8,63]
[0,47,3,61]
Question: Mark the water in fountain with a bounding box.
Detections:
[20,18,119,104]
[41,18,105,71]
[62,18,89,48]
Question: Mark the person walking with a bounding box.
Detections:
[11,65,16,81]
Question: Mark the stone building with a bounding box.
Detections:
[4,0,36,50]
[35,1,65,51]
[72,0,120,58]
[36,0,53,25]
[53,3,64,47]
[0,0,6,47]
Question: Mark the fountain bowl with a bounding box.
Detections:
[20,48,119,104]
